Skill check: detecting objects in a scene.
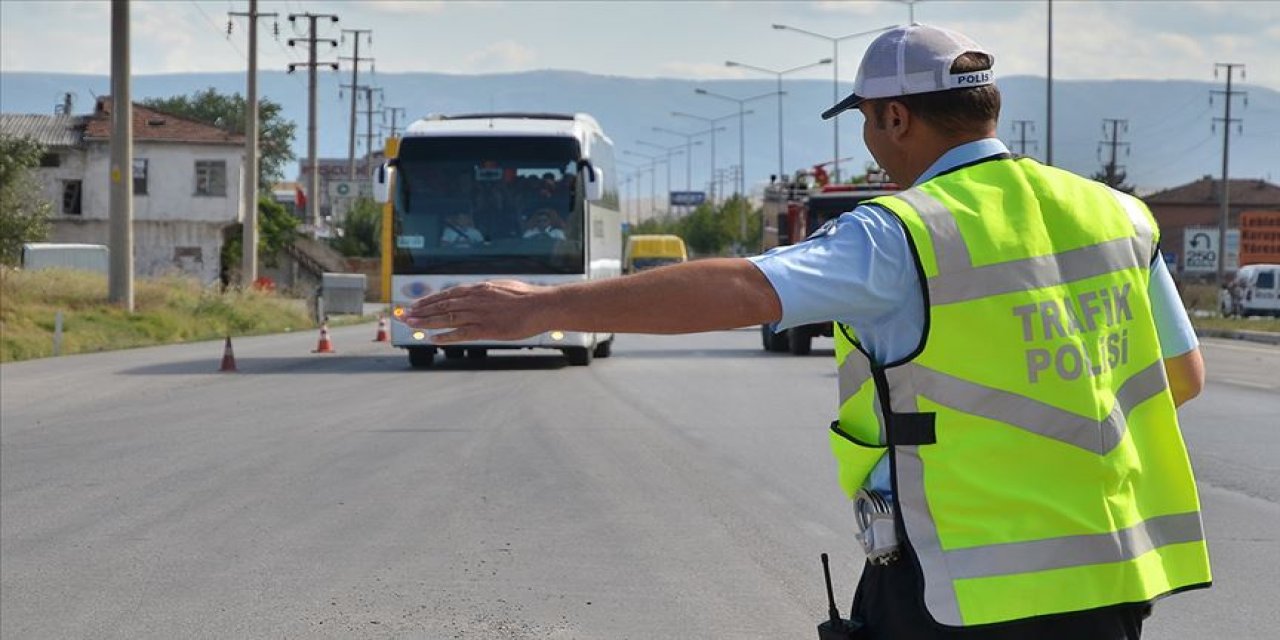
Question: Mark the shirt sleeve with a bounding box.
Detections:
[1148,253,1198,358]
[747,205,917,331]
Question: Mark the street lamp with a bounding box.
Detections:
[696,86,773,203]
[653,125,723,192]
[725,57,832,181]
[897,0,923,22]
[671,110,746,204]
[772,23,896,183]
[637,140,694,216]
[623,149,668,218]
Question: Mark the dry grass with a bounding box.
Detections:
[1,268,316,362]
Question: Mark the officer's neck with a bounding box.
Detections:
[895,130,995,186]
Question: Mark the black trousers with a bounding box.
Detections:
[851,559,1152,640]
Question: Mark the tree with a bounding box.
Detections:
[220,195,300,283]
[0,135,52,266]
[329,197,382,258]
[624,196,762,257]
[144,88,296,187]
[1091,167,1135,194]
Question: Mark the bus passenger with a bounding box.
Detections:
[522,209,566,240]
[440,212,485,246]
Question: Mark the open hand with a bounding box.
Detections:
[403,280,551,344]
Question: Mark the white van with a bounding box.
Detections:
[1220,263,1280,317]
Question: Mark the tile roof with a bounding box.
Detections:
[0,114,85,147]
[1144,176,1280,206]
[83,96,243,145]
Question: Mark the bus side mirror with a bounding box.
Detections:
[585,166,605,202]
[372,162,395,204]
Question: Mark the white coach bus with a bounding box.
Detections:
[373,113,622,368]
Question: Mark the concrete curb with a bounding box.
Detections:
[1195,328,1280,346]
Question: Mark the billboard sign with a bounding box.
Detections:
[1182,227,1239,273]
[1240,210,1280,266]
[327,180,372,199]
[669,191,707,207]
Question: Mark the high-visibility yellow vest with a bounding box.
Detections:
[830,155,1211,627]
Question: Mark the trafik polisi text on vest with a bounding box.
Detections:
[1012,283,1133,383]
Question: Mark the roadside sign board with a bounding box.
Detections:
[1240,210,1280,266]
[1182,227,1239,273]
[328,180,372,199]
[669,191,707,207]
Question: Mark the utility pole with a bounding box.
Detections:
[1212,62,1247,286]
[1046,0,1054,165]
[361,87,384,163]
[1098,118,1130,188]
[381,106,406,138]
[340,29,372,179]
[1010,120,1037,156]
[229,0,278,286]
[287,12,339,233]
[108,0,133,310]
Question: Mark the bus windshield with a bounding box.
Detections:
[393,136,584,275]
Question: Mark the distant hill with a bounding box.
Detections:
[3,69,1277,193]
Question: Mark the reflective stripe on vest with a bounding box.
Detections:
[830,157,1210,627]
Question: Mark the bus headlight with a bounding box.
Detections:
[550,331,565,341]
[412,330,426,341]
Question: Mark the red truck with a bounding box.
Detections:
[759,175,899,355]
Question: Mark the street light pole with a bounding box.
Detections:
[725,58,832,181]
[654,125,721,192]
[672,111,741,204]
[637,140,691,216]
[772,24,896,183]
[696,87,773,202]
[623,149,663,218]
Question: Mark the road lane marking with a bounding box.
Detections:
[1200,338,1280,356]
[1215,377,1278,391]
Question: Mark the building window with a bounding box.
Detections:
[195,160,227,196]
[133,158,148,195]
[39,152,62,168]
[61,180,82,215]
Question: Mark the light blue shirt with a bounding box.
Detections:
[748,138,1197,495]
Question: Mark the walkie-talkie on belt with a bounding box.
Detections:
[817,553,863,640]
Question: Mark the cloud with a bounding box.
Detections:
[362,0,449,14]
[462,41,537,73]
[812,0,883,16]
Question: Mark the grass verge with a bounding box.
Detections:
[1180,282,1280,334]
[1,268,322,363]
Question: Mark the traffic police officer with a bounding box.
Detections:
[406,23,1210,640]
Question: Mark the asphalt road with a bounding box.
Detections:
[1,327,1276,639]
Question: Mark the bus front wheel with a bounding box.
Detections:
[593,339,613,358]
[564,347,593,366]
[408,347,436,369]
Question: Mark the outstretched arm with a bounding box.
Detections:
[404,258,782,344]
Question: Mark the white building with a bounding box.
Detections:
[1,97,244,283]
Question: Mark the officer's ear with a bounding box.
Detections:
[886,100,911,141]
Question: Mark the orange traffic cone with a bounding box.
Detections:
[219,336,238,372]
[373,314,389,342]
[313,323,335,353]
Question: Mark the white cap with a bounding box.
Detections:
[822,23,995,120]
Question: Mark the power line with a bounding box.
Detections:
[1127,133,1216,182]
[1211,62,1247,285]
[339,29,374,179]
[287,11,340,231]
[188,0,245,61]
[1010,120,1037,156]
[381,106,407,138]
[1097,118,1130,188]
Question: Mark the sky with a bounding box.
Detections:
[1,0,1278,89]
